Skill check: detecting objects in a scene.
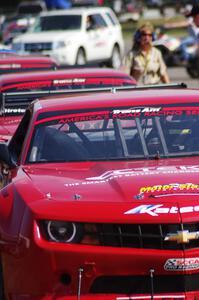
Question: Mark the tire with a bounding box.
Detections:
[75,48,86,65]
[186,66,199,78]
[186,56,199,78]
[108,45,122,69]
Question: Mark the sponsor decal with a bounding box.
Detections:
[113,107,162,114]
[86,165,199,181]
[53,78,86,86]
[64,165,199,187]
[48,106,199,126]
[112,107,182,118]
[164,258,199,271]
[140,183,199,194]
[1,108,25,115]
[124,204,199,216]
[58,111,109,124]
[0,64,21,69]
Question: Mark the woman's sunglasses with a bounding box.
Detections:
[141,32,153,37]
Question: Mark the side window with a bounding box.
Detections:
[105,12,118,26]
[8,109,32,163]
[86,14,107,30]
[93,14,107,28]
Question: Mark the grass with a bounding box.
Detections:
[121,15,188,40]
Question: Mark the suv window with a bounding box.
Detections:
[31,15,82,31]
[92,14,107,28]
[105,12,118,26]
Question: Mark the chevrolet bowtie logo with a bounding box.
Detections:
[164,230,199,244]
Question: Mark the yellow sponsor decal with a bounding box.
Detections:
[140,183,199,193]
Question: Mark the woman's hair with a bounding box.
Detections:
[132,22,154,50]
[138,22,154,33]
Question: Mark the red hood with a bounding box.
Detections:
[21,157,199,223]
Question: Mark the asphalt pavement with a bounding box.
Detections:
[168,66,199,88]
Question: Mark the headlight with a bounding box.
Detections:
[53,41,68,49]
[12,42,23,51]
[47,221,81,242]
[39,220,100,245]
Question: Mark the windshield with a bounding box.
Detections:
[27,104,199,163]
[30,15,82,32]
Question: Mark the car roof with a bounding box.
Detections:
[40,6,113,16]
[35,88,199,113]
[0,68,135,85]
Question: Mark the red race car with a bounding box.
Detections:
[0,54,58,73]
[0,84,198,300]
[0,68,136,141]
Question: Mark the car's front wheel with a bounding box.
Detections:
[75,48,86,65]
[109,45,122,69]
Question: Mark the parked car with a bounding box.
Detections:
[2,0,47,45]
[0,68,136,141]
[0,54,58,73]
[11,7,125,68]
[1,84,199,299]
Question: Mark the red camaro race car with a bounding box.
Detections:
[0,68,136,141]
[0,54,58,73]
[0,85,198,300]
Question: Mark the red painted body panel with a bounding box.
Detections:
[0,88,199,299]
[0,55,58,71]
[0,68,136,89]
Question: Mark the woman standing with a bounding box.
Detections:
[129,22,170,85]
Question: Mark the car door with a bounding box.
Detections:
[85,13,110,61]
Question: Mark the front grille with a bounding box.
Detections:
[90,274,199,294]
[25,42,52,52]
[89,223,199,250]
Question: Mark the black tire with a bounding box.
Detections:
[75,48,86,65]
[108,45,122,69]
[186,57,199,78]
[186,66,199,78]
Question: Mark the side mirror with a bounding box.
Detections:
[0,143,16,168]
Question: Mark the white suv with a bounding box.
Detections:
[12,7,124,68]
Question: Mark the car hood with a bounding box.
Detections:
[14,31,79,43]
[21,157,199,223]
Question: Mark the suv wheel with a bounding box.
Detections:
[109,45,122,69]
[76,48,86,65]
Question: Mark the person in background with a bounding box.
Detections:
[185,4,199,52]
[178,4,199,64]
[128,22,170,85]
[183,4,199,76]
[186,4,199,34]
